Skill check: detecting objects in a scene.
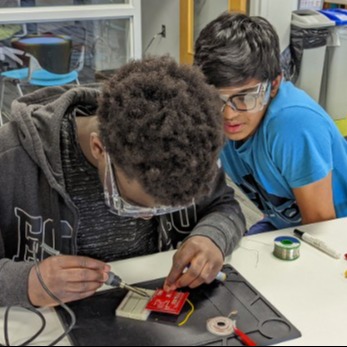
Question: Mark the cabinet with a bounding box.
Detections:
[325,0,347,5]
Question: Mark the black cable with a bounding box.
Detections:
[143,29,165,56]
[2,306,46,346]
[32,244,76,346]
[0,242,76,346]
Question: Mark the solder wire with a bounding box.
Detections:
[273,236,301,261]
[178,299,195,326]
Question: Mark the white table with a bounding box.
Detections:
[1,218,347,346]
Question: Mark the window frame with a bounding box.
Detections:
[0,1,142,59]
[179,0,247,64]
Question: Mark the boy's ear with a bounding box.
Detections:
[90,132,105,161]
[270,75,282,98]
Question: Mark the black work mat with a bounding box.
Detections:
[56,265,301,346]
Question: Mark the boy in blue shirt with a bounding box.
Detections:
[194,12,347,233]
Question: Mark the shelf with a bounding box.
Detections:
[325,0,347,5]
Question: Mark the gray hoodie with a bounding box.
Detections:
[0,85,246,307]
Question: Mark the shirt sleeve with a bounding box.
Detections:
[0,258,34,307]
[187,168,246,257]
[267,106,333,189]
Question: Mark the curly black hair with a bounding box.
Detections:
[97,55,224,206]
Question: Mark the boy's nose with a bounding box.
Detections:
[223,104,240,120]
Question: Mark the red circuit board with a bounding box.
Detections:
[145,289,189,315]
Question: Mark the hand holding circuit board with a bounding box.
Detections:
[110,270,257,346]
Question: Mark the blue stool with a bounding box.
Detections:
[0,35,85,125]
[12,35,72,74]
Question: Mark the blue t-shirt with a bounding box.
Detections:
[221,81,347,230]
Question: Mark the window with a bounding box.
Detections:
[0,0,141,75]
[0,0,140,116]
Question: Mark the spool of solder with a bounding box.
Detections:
[273,236,301,261]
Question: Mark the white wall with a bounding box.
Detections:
[141,0,180,61]
[250,0,298,52]
[142,0,299,59]
[141,0,230,61]
[194,0,228,41]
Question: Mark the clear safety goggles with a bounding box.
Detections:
[104,152,189,218]
[220,80,270,113]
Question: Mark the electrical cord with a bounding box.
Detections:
[2,307,46,346]
[32,247,76,346]
[0,242,76,346]
[143,28,165,56]
[177,299,195,327]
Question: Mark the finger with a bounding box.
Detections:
[187,263,216,289]
[33,280,102,307]
[29,267,97,306]
[53,255,110,271]
[61,268,108,284]
[59,280,104,295]
[70,290,98,302]
[173,258,206,289]
[163,279,176,292]
[52,290,98,306]
[165,247,198,289]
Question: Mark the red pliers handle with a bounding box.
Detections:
[233,326,257,346]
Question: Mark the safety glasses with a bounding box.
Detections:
[220,80,270,113]
[104,152,189,218]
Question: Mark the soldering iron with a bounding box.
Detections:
[105,271,150,297]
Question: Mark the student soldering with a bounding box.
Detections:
[0,56,246,307]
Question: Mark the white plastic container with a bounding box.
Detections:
[320,9,347,120]
[291,10,335,103]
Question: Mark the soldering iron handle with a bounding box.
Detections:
[105,272,122,287]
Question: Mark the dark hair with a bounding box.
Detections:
[97,55,224,206]
[194,12,282,88]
